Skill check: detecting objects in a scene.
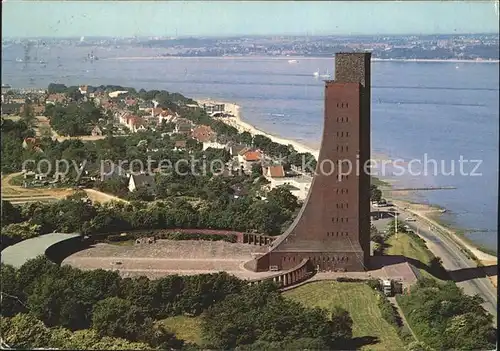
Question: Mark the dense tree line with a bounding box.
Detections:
[45,101,108,136]
[1,257,354,350]
[0,119,36,173]
[0,313,151,350]
[202,281,353,350]
[0,257,243,348]
[47,83,137,95]
[396,278,497,350]
[1,182,299,239]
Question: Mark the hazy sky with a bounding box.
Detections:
[2,1,499,38]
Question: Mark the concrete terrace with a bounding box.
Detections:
[1,233,81,268]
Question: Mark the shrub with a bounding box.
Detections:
[335,277,365,283]
[106,234,130,242]
[366,278,381,291]
[157,232,237,243]
[376,293,401,328]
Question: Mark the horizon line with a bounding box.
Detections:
[2,32,499,40]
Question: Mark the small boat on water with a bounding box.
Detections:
[288,59,298,64]
[319,69,331,79]
[15,58,23,63]
[271,113,285,117]
[313,69,320,77]
[1,84,11,89]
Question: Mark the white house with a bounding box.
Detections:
[202,141,227,151]
[108,90,128,98]
[263,168,311,201]
[79,85,88,95]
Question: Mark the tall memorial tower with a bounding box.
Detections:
[246,52,371,272]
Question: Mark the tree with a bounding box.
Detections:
[91,297,150,341]
[0,264,26,316]
[201,281,345,349]
[266,186,300,213]
[405,341,434,351]
[238,131,253,146]
[329,306,353,343]
[370,184,382,203]
[66,87,83,102]
[48,83,68,94]
[2,221,41,242]
[250,163,262,178]
[21,102,36,127]
[27,272,87,329]
[1,200,23,227]
[17,256,59,296]
[38,124,53,139]
[0,314,52,349]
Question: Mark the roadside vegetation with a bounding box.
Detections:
[397,278,496,351]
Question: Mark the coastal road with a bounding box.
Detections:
[379,205,497,319]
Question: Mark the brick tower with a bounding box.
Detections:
[246,52,371,272]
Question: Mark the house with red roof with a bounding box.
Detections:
[238,149,262,171]
[263,165,285,180]
[125,97,137,107]
[192,125,217,143]
[174,140,187,151]
[45,93,66,105]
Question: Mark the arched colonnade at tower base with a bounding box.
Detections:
[247,258,312,289]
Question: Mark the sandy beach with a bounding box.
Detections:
[201,99,497,263]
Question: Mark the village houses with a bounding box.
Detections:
[128,174,157,194]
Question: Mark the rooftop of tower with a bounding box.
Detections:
[334,52,371,85]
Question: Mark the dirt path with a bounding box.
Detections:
[388,296,419,342]
[83,188,128,203]
[1,172,74,200]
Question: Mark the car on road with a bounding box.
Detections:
[405,217,416,222]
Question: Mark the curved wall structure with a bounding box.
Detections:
[249,52,372,272]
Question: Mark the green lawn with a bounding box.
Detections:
[159,316,204,346]
[385,233,444,281]
[386,234,431,265]
[284,281,405,351]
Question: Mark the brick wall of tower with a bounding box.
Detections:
[334,53,372,267]
[323,82,363,248]
[248,52,372,273]
[269,252,365,272]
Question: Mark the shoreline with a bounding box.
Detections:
[202,98,497,262]
[105,56,500,63]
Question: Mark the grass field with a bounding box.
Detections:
[385,234,442,281]
[159,316,204,346]
[1,173,75,205]
[284,281,405,351]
